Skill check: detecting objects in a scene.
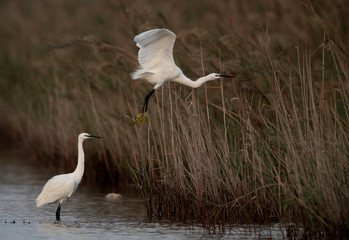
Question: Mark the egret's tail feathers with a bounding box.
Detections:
[36,195,44,207]
[131,68,153,80]
[36,189,53,207]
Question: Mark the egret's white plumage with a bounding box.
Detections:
[131,28,176,88]
[36,133,100,221]
[36,173,77,207]
[131,28,233,127]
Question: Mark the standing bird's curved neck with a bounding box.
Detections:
[73,138,85,182]
[173,74,216,89]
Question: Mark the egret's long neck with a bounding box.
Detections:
[74,138,85,183]
[172,74,215,88]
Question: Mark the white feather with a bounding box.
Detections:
[36,174,75,207]
[132,29,176,81]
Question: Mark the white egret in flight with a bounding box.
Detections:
[131,28,233,127]
[36,133,101,221]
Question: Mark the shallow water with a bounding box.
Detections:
[0,151,293,239]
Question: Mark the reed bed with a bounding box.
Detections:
[0,0,348,236]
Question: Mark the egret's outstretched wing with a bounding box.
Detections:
[134,28,176,70]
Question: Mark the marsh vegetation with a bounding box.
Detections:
[1,0,348,237]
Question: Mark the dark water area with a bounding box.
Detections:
[0,150,296,239]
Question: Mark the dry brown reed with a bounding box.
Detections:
[1,0,349,235]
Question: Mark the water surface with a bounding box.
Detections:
[0,151,292,239]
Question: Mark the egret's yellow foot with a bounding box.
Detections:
[134,113,147,127]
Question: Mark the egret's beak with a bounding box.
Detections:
[218,74,234,78]
[88,135,101,139]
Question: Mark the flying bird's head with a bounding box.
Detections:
[212,73,234,79]
[202,73,234,82]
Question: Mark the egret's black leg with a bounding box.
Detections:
[135,89,155,127]
[56,204,61,221]
[142,89,155,113]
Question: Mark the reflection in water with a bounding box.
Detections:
[0,151,293,239]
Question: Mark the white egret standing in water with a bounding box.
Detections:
[36,133,101,221]
[131,28,233,127]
